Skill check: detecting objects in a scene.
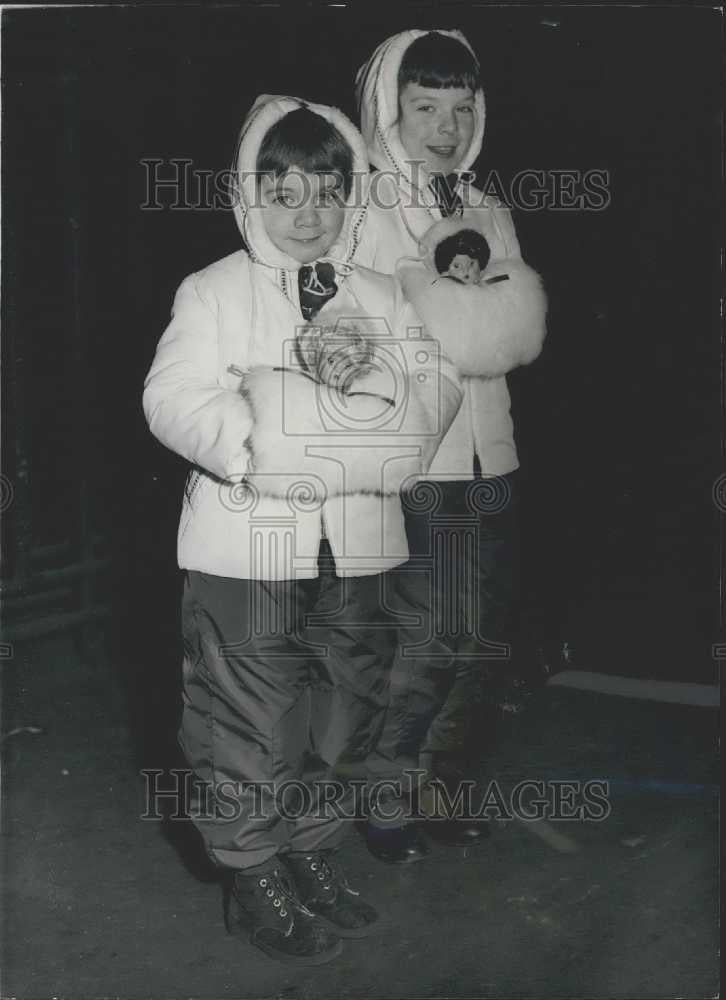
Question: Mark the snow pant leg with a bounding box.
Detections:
[424,472,521,754]
[179,569,341,871]
[363,484,459,794]
[298,556,400,844]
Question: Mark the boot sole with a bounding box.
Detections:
[253,934,344,966]
[313,913,382,939]
[225,889,344,965]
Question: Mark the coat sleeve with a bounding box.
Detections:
[488,199,522,260]
[142,274,254,480]
[393,296,464,472]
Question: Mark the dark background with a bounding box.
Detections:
[2,4,722,687]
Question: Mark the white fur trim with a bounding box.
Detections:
[398,258,548,378]
[241,368,427,498]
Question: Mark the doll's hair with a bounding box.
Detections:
[257,108,354,198]
[434,228,491,275]
[398,31,480,94]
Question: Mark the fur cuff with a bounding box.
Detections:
[399,259,548,378]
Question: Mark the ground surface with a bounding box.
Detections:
[1,632,719,1000]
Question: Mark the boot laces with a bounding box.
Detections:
[258,869,315,933]
[308,854,359,897]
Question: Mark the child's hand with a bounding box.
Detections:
[298,318,377,393]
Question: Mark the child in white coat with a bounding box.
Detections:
[143,96,462,962]
[354,29,547,861]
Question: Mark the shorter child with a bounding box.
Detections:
[143,95,461,964]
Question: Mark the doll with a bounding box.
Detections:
[434,228,512,289]
[397,220,547,379]
[434,227,490,285]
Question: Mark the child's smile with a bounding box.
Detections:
[259,167,345,264]
[397,84,476,177]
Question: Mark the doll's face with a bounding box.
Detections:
[447,253,481,284]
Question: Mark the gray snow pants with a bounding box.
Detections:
[179,542,398,870]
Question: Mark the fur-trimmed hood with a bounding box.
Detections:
[231,94,370,273]
[354,29,486,204]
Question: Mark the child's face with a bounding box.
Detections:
[447,253,481,284]
[398,84,476,176]
[259,168,345,264]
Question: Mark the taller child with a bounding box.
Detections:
[354,29,547,861]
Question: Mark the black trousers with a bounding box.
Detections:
[366,472,520,786]
[179,543,398,870]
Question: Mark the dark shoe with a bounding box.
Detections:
[286,851,380,938]
[225,863,342,965]
[365,822,429,864]
[492,638,567,712]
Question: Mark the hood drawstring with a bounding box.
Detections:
[241,212,355,317]
[318,256,355,278]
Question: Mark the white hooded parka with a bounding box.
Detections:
[142,95,462,580]
[354,29,547,479]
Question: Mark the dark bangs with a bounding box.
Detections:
[398,31,480,92]
[256,108,353,198]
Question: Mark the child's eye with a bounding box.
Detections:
[416,104,435,113]
[272,194,295,207]
[323,185,347,207]
[457,105,475,115]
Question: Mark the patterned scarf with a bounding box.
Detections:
[429,172,463,218]
[297,262,338,321]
